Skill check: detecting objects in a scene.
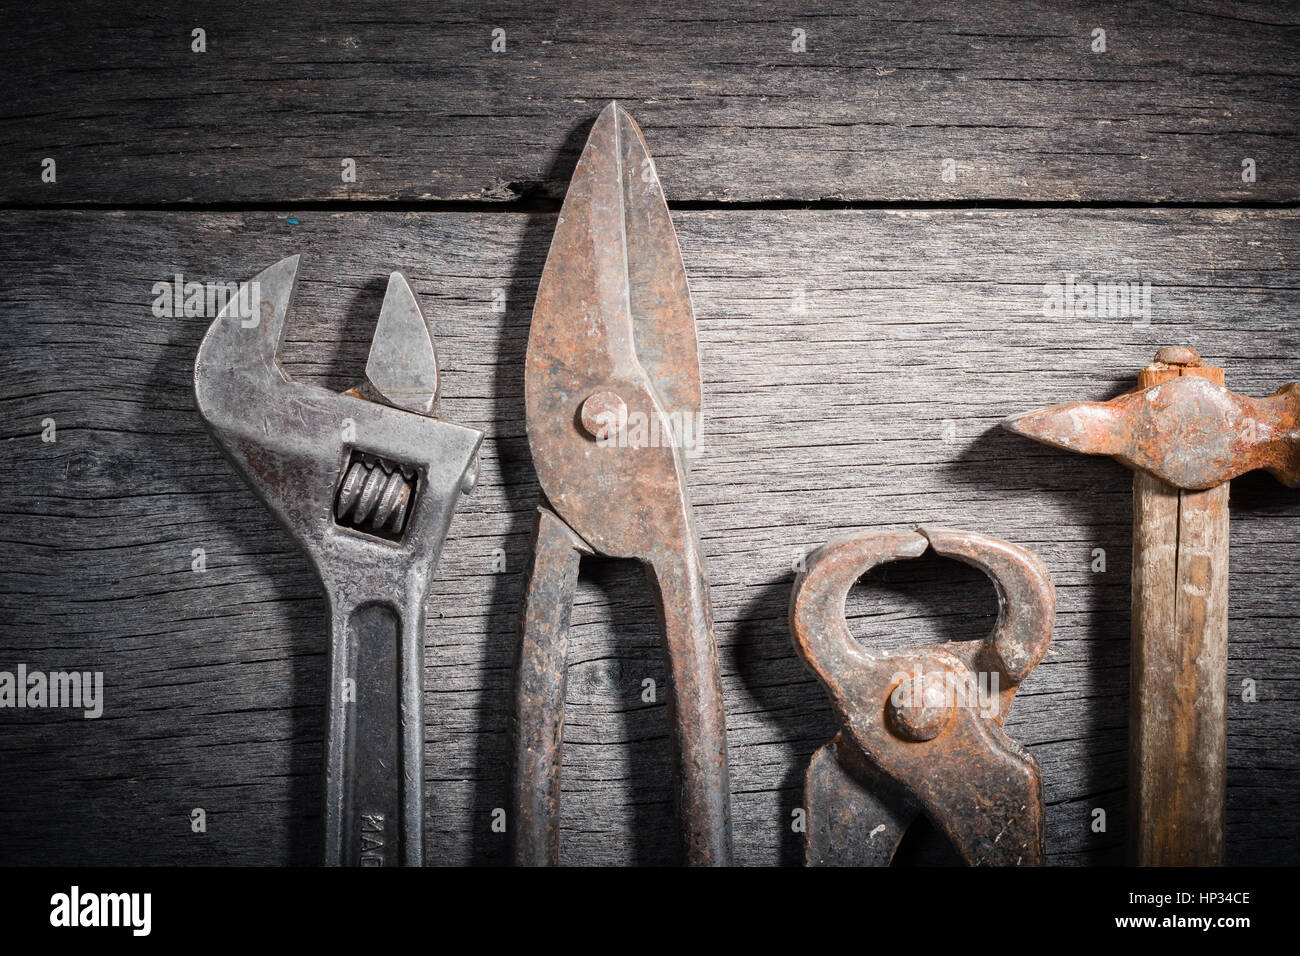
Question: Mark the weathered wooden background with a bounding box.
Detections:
[1,1,1296,866]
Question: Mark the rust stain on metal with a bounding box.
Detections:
[1002,347,1299,491]
[1002,347,1297,866]
[512,103,730,866]
[578,389,627,442]
[790,527,1055,866]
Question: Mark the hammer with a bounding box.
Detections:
[1003,347,1298,865]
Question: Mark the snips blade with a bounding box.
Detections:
[526,102,703,560]
[617,108,701,443]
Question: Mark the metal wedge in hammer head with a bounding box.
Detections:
[1002,347,1299,865]
[194,256,483,865]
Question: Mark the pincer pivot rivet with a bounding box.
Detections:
[887,671,956,742]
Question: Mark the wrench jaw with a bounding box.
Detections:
[363,271,440,416]
[193,257,484,866]
[194,257,483,588]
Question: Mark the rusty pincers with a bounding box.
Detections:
[194,257,483,865]
[791,527,1055,866]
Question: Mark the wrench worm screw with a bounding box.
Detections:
[335,454,418,538]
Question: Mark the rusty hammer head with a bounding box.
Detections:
[1002,347,1300,490]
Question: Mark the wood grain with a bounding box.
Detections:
[1129,358,1231,866]
[0,208,1296,866]
[2,0,1297,204]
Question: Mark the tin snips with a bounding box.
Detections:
[510,103,732,866]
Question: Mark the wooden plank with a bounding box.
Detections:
[0,208,1296,865]
[2,0,1296,204]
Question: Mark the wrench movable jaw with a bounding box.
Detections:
[364,271,440,416]
[193,256,483,866]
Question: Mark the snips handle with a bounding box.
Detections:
[510,506,733,866]
[645,538,733,866]
[510,507,592,865]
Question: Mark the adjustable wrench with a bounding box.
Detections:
[194,256,482,865]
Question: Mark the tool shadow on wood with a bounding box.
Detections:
[144,302,330,864]
[471,119,597,866]
[946,425,1132,863]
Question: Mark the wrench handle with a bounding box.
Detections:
[324,598,425,866]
